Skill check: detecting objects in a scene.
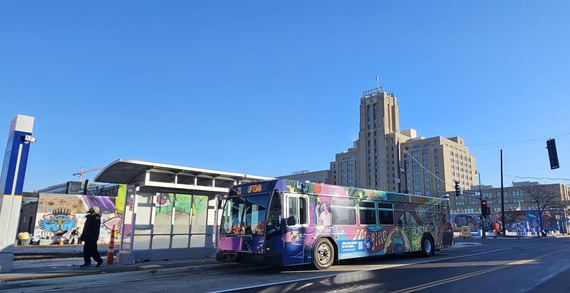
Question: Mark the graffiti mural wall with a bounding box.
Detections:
[451,209,567,236]
[34,193,121,244]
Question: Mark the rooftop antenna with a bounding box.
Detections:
[375,75,380,89]
[375,75,382,93]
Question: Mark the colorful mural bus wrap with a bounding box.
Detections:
[216,179,454,269]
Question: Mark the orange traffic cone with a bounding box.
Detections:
[106,225,116,265]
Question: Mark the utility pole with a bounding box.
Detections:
[501,150,506,236]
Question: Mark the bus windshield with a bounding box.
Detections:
[220,193,270,236]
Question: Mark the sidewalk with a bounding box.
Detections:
[1,244,241,290]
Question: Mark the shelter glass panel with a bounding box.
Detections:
[190,235,207,247]
[134,193,154,235]
[164,193,193,234]
[152,235,171,249]
[133,235,151,250]
[172,235,190,248]
[190,195,209,234]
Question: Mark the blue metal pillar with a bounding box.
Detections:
[0,114,35,273]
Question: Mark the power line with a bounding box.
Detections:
[467,132,570,147]
[398,132,570,193]
[512,176,570,182]
[468,138,543,146]
[400,146,454,189]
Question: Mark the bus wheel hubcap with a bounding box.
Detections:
[319,244,330,263]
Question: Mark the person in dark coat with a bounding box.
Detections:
[80,206,104,267]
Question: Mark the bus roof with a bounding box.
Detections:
[230,179,448,203]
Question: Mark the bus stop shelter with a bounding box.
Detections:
[94,159,272,264]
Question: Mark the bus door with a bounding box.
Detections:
[283,193,309,266]
[264,191,284,259]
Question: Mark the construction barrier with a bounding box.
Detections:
[106,225,116,265]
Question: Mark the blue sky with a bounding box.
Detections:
[1,1,569,192]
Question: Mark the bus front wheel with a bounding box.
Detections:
[313,238,334,270]
[420,235,435,256]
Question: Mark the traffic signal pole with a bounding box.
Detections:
[481,199,487,239]
[456,177,487,239]
[477,170,486,239]
[501,150,506,237]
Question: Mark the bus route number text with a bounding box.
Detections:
[248,184,262,193]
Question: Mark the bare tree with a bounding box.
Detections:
[520,183,560,237]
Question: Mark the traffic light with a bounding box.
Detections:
[481,200,488,215]
[547,139,560,169]
[454,180,461,197]
[486,206,491,215]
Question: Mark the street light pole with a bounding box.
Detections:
[477,170,486,239]
[403,160,409,194]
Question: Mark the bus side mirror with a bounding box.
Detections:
[286,216,297,226]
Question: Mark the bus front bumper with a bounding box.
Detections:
[216,251,281,266]
[216,251,237,262]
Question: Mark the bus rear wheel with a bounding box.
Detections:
[313,238,334,270]
[420,235,435,256]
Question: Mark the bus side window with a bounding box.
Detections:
[287,196,308,226]
[331,198,356,225]
[287,203,298,226]
[378,203,394,225]
[359,201,376,225]
[299,197,308,224]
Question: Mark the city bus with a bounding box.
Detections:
[216,179,453,269]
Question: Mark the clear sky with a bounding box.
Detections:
[1,1,569,192]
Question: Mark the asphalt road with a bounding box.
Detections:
[120,236,570,293]
[8,236,570,293]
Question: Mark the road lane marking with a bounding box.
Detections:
[390,249,567,293]
[210,248,566,293]
[209,249,511,293]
